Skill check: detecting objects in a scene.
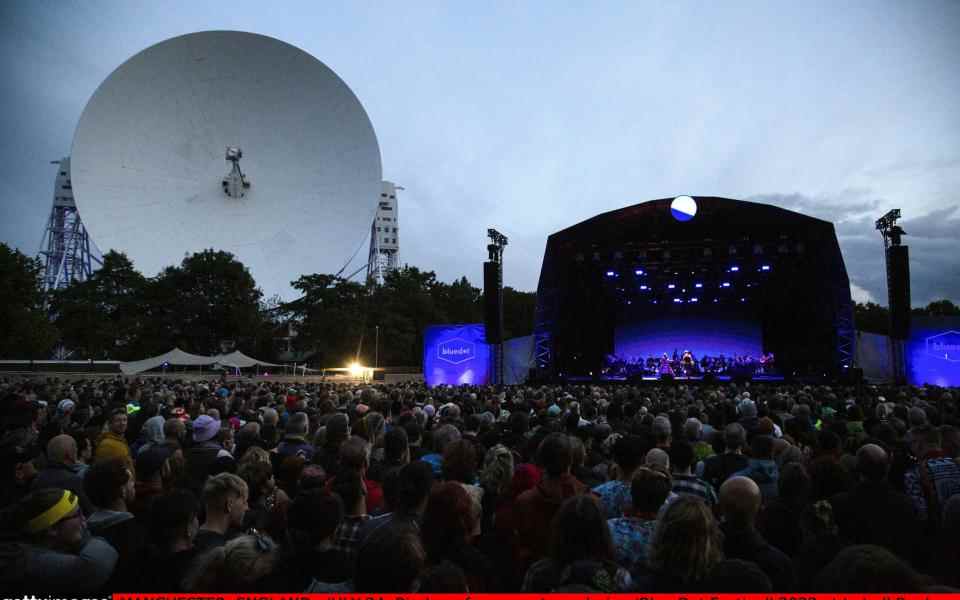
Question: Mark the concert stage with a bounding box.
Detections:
[533,196,854,382]
[564,374,786,384]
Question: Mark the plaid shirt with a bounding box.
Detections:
[672,473,718,505]
[333,514,370,562]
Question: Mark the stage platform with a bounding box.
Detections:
[564,374,785,384]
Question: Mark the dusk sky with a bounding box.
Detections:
[2,1,958,304]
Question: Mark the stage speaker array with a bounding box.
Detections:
[885,245,911,340]
[484,261,503,344]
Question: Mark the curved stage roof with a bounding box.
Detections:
[533,196,854,380]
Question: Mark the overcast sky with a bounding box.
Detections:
[2,1,958,305]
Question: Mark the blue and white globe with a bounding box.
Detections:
[671,196,697,222]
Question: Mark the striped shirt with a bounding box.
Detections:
[672,473,718,505]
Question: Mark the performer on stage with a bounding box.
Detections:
[681,350,695,376]
[659,353,674,376]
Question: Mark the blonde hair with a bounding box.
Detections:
[239,446,271,467]
[479,444,514,495]
[649,496,723,583]
[183,534,278,591]
[202,472,248,505]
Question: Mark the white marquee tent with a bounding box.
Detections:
[119,347,282,375]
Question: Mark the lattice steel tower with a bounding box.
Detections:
[366,180,401,285]
[39,157,101,291]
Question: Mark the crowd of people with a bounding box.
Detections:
[1,374,959,594]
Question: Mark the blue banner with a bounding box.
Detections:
[423,324,491,387]
[907,316,960,387]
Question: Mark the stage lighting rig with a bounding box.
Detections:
[487,228,509,262]
[876,208,910,383]
[875,209,906,248]
[485,228,509,386]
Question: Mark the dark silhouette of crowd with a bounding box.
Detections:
[1,375,959,594]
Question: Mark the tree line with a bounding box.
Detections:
[0,243,535,366]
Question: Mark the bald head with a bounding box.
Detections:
[720,476,761,525]
[856,443,889,482]
[47,434,77,464]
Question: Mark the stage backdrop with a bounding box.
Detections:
[423,324,491,387]
[907,316,960,387]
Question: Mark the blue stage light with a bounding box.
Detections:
[689,297,699,303]
[730,265,740,272]
[694,282,703,288]
[761,265,771,271]
[635,269,644,276]
[740,297,747,302]
[639,285,648,290]
[667,284,676,289]
[713,298,719,303]
[606,270,615,277]
[721,282,731,288]
[673,298,683,303]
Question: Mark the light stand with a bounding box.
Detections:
[875,209,910,384]
[485,228,508,387]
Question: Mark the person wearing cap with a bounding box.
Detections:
[94,407,132,468]
[1,488,118,593]
[183,414,233,495]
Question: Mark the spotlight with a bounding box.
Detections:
[729,265,739,272]
[740,297,747,303]
[713,298,719,303]
[667,284,676,289]
[689,297,699,303]
[721,282,731,288]
[694,282,703,288]
[673,298,683,303]
[635,269,645,276]
[639,285,649,291]
[605,270,616,277]
[760,265,771,271]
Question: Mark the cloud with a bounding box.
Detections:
[863,157,960,178]
[746,190,882,224]
[850,282,875,304]
[750,191,960,306]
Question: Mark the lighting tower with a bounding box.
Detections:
[485,228,508,386]
[876,209,910,384]
[367,181,402,285]
[38,157,102,291]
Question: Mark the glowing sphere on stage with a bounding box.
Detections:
[671,196,698,222]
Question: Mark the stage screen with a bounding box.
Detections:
[907,316,960,387]
[614,304,763,362]
[423,323,491,387]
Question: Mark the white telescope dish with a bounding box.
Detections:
[70,31,382,298]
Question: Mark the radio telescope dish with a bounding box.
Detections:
[70,31,382,298]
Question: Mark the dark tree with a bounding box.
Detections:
[51,250,147,360]
[157,249,264,355]
[0,243,57,358]
[853,302,890,335]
